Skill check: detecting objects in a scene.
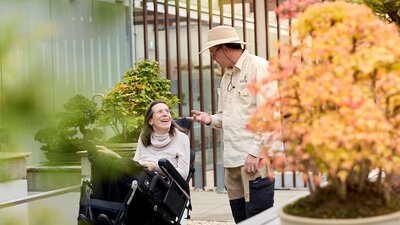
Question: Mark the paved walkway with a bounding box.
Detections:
[20,170,307,225]
[188,188,308,224]
[187,170,309,224]
[189,188,233,222]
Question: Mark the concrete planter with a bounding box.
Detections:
[0,152,31,225]
[27,164,81,191]
[0,152,31,181]
[44,151,81,164]
[279,206,400,225]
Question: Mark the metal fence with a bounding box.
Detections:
[131,0,292,189]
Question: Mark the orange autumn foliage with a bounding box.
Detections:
[248,1,400,202]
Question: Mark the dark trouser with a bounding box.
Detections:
[229,196,274,224]
[229,197,247,224]
[225,166,274,223]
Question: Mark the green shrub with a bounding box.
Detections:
[96,59,179,143]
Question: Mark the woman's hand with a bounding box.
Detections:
[96,145,121,158]
[142,161,157,171]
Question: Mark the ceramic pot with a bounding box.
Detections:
[279,206,400,225]
[44,151,80,164]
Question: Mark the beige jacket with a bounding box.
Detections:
[209,50,284,168]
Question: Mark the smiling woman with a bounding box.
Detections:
[132,100,191,180]
[149,103,172,135]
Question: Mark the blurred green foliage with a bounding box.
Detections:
[0,17,54,153]
[0,1,137,225]
[34,95,103,163]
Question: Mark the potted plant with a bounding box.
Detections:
[96,59,179,144]
[248,1,400,224]
[350,0,400,29]
[34,94,103,164]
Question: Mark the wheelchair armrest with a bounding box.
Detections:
[149,174,169,192]
[158,158,189,193]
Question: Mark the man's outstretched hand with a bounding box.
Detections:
[187,110,212,125]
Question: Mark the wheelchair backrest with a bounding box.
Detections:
[173,118,195,183]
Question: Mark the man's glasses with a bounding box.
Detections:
[209,46,220,57]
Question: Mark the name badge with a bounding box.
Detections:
[239,89,248,96]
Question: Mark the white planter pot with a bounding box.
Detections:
[279,207,400,225]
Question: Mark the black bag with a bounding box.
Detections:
[248,177,275,215]
[91,155,145,201]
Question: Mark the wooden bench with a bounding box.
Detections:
[103,142,137,159]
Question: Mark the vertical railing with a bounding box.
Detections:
[131,0,302,189]
[186,0,194,162]
[196,0,206,188]
[264,0,270,59]
[142,1,149,59]
[207,0,215,190]
[242,0,247,42]
[153,0,160,61]
[175,0,183,115]
[164,0,171,80]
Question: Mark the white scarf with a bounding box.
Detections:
[150,131,173,148]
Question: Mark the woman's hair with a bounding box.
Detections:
[140,100,185,147]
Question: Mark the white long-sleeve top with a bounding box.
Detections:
[133,128,190,180]
[209,50,284,168]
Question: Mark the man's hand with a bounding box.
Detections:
[187,110,212,125]
[244,154,260,174]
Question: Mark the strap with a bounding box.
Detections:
[82,198,124,212]
[185,198,192,219]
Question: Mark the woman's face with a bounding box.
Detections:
[149,103,172,134]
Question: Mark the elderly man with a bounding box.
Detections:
[190,25,284,223]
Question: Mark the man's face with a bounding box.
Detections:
[209,45,232,68]
[209,46,221,59]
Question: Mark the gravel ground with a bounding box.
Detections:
[187,221,235,225]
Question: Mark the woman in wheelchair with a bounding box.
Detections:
[133,100,190,180]
[79,100,192,225]
[97,100,190,179]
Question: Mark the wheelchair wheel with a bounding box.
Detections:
[78,179,94,221]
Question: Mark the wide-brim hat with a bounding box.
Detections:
[199,25,247,54]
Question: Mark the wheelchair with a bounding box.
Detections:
[77,119,195,225]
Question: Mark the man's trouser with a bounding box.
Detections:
[225,164,274,223]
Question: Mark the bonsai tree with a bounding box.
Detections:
[278,0,400,28]
[248,1,400,218]
[34,94,103,163]
[350,0,400,28]
[96,59,179,143]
